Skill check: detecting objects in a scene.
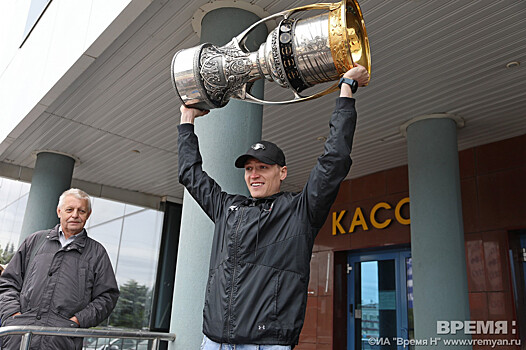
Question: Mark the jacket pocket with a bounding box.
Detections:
[275,270,305,341]
[202,267,225,339]
[52,311,80,328]
[39,312,81,350]
[51,259,85,315]
[79,268,87,301]
[204,268,217,307]
[81,264,95,305]
[2,311,37,327]
[230,263,279,342]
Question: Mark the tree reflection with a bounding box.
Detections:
[109,280,152,329]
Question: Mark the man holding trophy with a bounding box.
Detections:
[173,0,371,348]
[178,62,369,350]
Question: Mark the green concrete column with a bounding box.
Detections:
[405,116,471,349]
[19,151,75,244]
[169,8,267,350]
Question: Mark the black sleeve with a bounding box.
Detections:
[0,236,32,321]
[301,97,357,228]
[177,123,228,222]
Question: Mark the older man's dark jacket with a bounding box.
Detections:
[178,97,357,346]
[0,225,119,349]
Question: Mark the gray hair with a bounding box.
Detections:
[57,188,92,212]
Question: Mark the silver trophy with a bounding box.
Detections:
[171,0,371,110]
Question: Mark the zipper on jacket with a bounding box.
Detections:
[227,206,245,342]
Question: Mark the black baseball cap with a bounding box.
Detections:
[235,141,286,168]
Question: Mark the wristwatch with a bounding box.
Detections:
[338,77,358,93]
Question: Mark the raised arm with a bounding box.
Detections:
[178,105,229,222]
[302,64,370,228]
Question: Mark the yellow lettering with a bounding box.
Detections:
[349,207,369,232]
[332,210,346,235]
[395,197,410,225]
[370,202,392,229]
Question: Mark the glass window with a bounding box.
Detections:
[117,209,163,286]
[106,209,163,329]
[88,219,123,270]
[124,203,144,216]
[87,197,126,227]
[0,178,30,254]
[21,0,53,46]
[0,176,164,331]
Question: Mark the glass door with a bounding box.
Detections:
[348,249,413,350]
[510,229,526,345]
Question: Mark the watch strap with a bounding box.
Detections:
[338,77,358,93]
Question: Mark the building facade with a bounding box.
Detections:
[1,0,525,349]
[298,134,526,350]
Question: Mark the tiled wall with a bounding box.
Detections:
[297,251,335,350]
[460,134,526,349]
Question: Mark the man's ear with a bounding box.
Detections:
[280,166,288,181]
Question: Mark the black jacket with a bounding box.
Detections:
[0,226,119,349]
[178,97,357,345]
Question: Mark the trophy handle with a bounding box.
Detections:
[239,82,340,106]
[234,3,336,52]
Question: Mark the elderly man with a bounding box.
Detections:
[178,65,369,349]
[0,188,119,349]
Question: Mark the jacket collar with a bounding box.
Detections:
[246,191,283,204]
[241,192,284,212]
[48,224,88,253]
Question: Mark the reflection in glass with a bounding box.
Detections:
[119,210,163,287]
[107,209,163,329]
[124,203,144,216]
[357,260,397,350]
[0,177,30,250]
[22,0,53,45]
[361,262,379,342]
[88,220,123,269]
[87,207,163,330]
[87,197,126,227]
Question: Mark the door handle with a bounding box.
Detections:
[355,309,362,319]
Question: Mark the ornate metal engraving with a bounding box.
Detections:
[199,42,253,107]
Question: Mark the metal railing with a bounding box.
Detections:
[0,325,175,350]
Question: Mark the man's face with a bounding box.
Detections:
[57,195,91,237]
[244,158,287,198]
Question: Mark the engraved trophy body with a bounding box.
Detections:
[171,0,370,110]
